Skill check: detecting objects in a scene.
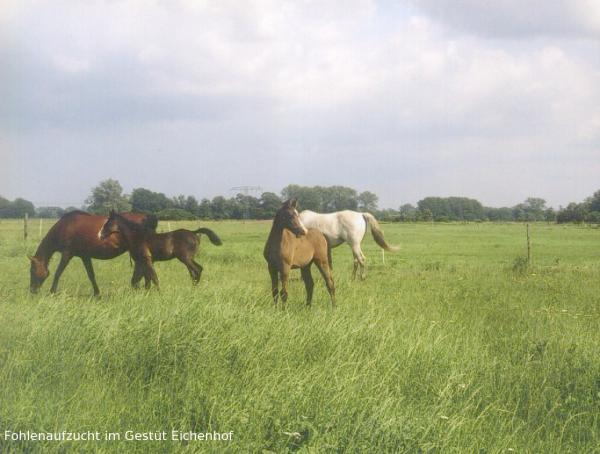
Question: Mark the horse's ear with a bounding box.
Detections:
[290,198,298,208]
[282,199,292,208]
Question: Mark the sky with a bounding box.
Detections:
[1,0,599,209]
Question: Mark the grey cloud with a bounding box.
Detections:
[408,0,600,39]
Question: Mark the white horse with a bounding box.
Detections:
[298,210,399,279]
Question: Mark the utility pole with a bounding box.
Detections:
[230,186,263,219]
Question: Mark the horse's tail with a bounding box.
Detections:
[194,228,223,246]
[362,213,399,252]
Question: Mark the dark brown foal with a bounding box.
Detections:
[100,211,222,289]
[263,199,335,307]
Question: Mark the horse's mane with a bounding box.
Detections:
[114,212,157,234]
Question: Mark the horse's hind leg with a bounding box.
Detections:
[50,252,72,293]
[81,256,100,296]
[192,260,203,283]
[301,266,314,306]
[350,242,366,280]
[142,257,159,290]
[314,258,336,308]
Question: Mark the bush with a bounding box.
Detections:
[155,208,196,220]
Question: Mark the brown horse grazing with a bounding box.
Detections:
[99,210,222,289]
[264,199,335,307]
[29,210,152,296]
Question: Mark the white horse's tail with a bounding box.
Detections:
[362,213,399,252]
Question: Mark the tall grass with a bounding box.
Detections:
[0,220,599,452]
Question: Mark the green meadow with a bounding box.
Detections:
[0,219,599,453]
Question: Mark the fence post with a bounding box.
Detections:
[24,213,28,241]
[526,223,532,266]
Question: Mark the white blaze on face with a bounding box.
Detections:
[98,219,107,239]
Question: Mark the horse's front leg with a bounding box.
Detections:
[301,266,314,306]
[80,256,100,296]
[268,263,279,304]
[279,264,291,304]
[50,252,72,293]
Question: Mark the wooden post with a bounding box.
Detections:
[526,223,532,266]
[24,213,28,240]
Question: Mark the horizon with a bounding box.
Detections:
[1,179,589,211]
[2,1,599,209]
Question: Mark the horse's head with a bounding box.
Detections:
[99,210,119,240]
[28,255,49,293]
[276,199,308,237]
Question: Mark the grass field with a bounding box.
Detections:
[0,219,599,453]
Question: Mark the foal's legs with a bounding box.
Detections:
[131,261,144,288]
[179,256,203,284]
[50,252,72,293]
[81,256,100,296]
[192,260,204,283]
[314,258,336,307]
[141,257,159,290]
[178,256,198,283]
[301,266,314,306]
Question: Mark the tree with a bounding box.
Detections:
[588,189,600,213]
[184,196,200,216]
[36,206,66,218]
[556,203,587,223]
[210,196,230,220]
[156,208,196,220]
[323,186,358,211]
[0,196,9,210]
[357,191,378,212]
[197,198,212,219]
[417,196,484,221]
[260,192,281,219]
[543,208,556,222]
[485,206,513,221]
[399,203,417,222]
[281,185,323,211]
[85,179,131,215]
[130,188,172,213]
[0,198,36,218]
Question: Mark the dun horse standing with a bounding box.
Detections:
[28,210,151,296]
[264,199,335,307]
[99,210,222,289]
[299,209,399,279]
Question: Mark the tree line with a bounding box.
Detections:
[1,179,599,224]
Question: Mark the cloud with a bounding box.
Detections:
[1,1,599,208]
[407,0,600,39]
